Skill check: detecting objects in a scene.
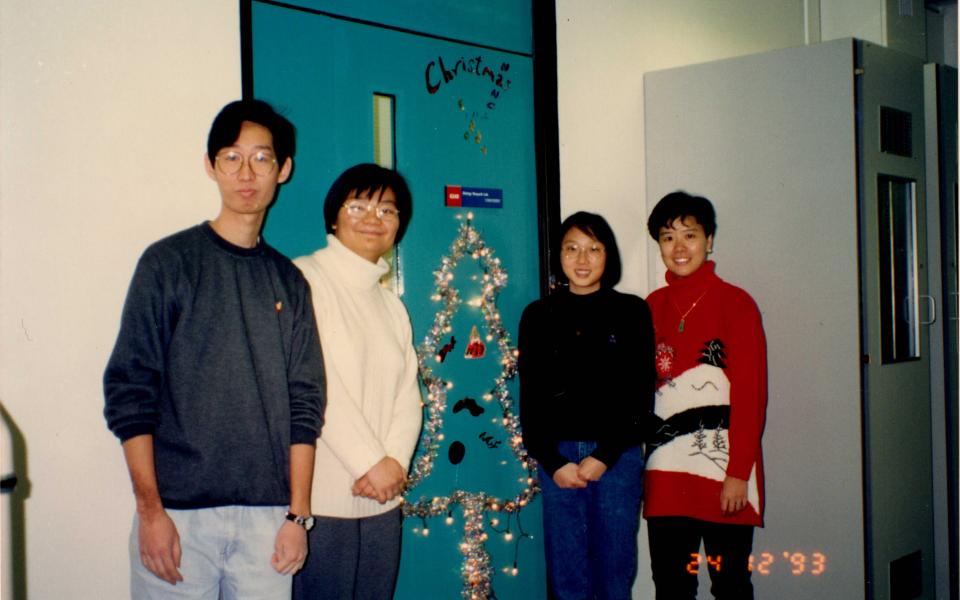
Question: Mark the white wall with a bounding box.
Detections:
[821,0,935,60]
[0,1,239,598]
[821,0,885,43]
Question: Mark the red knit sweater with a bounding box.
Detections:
[643,261,767,526]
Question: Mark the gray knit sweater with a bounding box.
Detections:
[104,223,326,509]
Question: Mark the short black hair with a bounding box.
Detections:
[323,163,413,244]
[207,99,296,168]
[647,191,717,240]
[556,211,622,288]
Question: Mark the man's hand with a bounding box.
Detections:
[720,476,749,516]
[271,520,307,575]
[577,456,607,482]
[352,457,406,503]
[123,435,182,585]
[552,462,588,489]
[138,509,183,585]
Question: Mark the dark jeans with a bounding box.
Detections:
[539,441,645,600]
[292,507,402,600]
[647,516,755,600]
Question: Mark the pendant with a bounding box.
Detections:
[678,319,685,333]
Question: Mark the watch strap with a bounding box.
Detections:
[285,511,314,530]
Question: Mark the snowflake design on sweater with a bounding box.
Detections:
[655,342,675,378]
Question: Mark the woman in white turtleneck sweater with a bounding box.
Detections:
[292,164,423,600]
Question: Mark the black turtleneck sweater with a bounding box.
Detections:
[518,286,656,476]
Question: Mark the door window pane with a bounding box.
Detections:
[878,175,920,362]
[373,93,395,169]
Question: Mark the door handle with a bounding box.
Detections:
[919,294,936,325]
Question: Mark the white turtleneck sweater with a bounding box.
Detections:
[294,234,423,518]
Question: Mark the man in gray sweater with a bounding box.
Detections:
[104,99,326,599]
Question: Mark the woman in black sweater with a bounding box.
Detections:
[519,211,656,600]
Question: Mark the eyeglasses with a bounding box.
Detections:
[214,150,278,176]
[342,199,400,222]
[561,242,605,262]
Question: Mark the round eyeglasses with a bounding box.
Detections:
[214,150,278,177]
[342,199,400,222]
[561,242,605,262]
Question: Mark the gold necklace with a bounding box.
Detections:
[672,290,708,332]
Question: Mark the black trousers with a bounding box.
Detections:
[293,507,403,600]
[647,516,755,600]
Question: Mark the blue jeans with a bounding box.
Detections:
[130,505,290,599]
[539,441,645,600]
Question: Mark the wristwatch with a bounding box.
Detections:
[285,511,315,531]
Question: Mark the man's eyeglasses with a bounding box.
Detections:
[342,199,400,222]
[214,150,278,177]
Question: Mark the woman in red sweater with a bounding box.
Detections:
[643,191,767,600]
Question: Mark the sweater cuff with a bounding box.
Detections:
[115,423,155,443]
[726,460,754,481]
[591,442,628,470]
[536,451,568,478]
[291,424,319,446]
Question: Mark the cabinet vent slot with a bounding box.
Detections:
[889,550,922,599]
[880,106,913,157]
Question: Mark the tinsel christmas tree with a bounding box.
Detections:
[402,213,540,600]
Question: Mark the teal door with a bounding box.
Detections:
[247,3,545,598]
